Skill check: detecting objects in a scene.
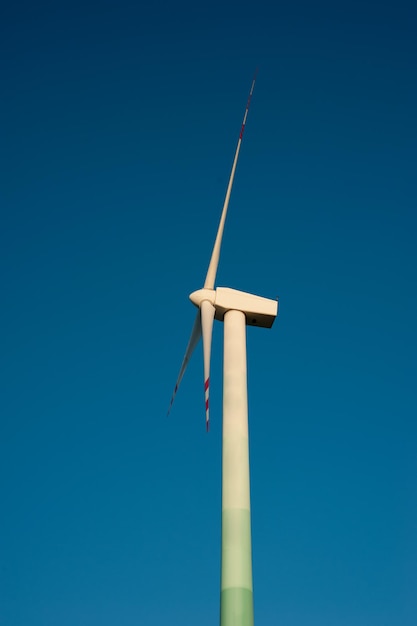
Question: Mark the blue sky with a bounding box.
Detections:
[1,1,416,625]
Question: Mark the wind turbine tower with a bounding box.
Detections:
[169,73,277,626]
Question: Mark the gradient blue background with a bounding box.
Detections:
[1,1,416,625]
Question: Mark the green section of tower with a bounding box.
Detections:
[221,508,252,590]
[220,587,254,626]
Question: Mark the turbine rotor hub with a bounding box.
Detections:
[189,288,216,307]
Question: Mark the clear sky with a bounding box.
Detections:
[1,1,416,625]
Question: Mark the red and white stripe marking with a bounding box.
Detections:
[205,377,210,431]
[239,69,257,139]
[167,382,179,416]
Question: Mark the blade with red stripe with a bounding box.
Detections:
[204,70,257,290]
[201,299,215,431]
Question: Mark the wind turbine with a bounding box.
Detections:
[168,73,277,626]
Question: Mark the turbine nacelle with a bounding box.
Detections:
[190,287,278,328]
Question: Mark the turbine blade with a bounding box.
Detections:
[200,300,215,431]
[167,311,202,416]
[204,71,257,290]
